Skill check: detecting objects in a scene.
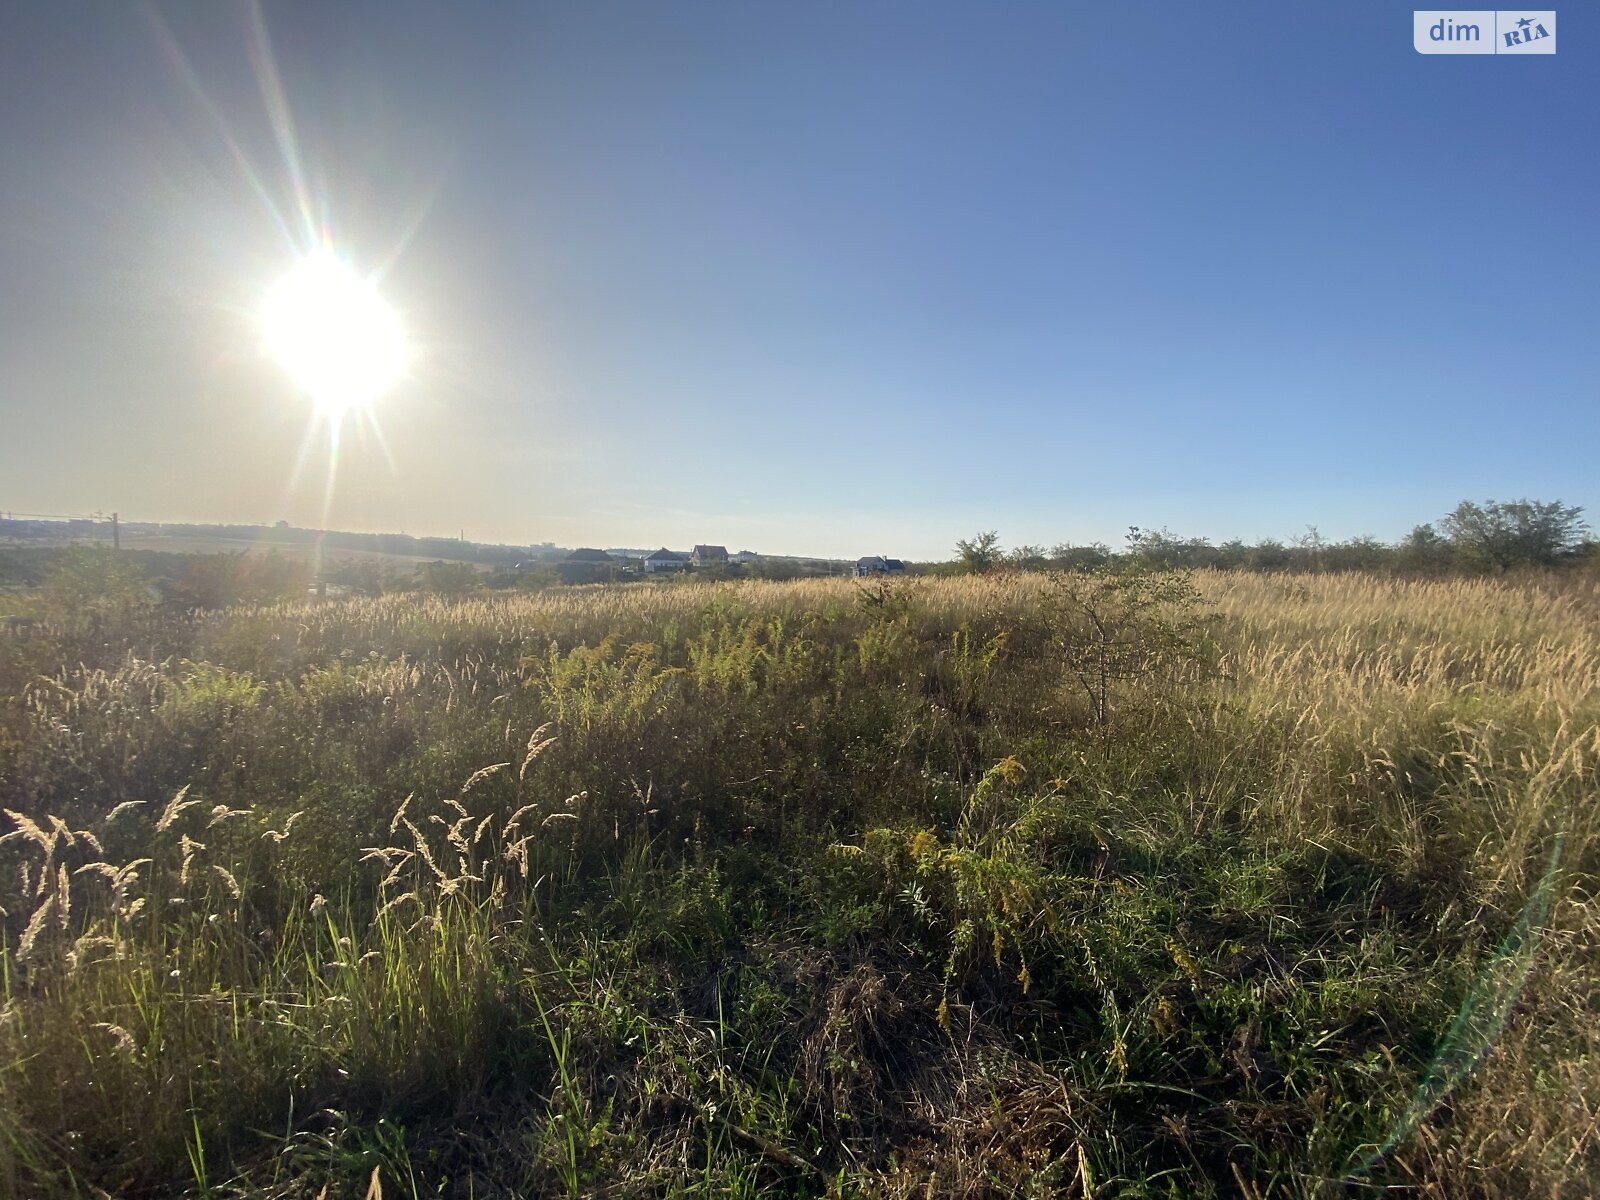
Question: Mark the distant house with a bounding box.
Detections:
[559,547,618,584]
[732,550,759,564]
[692,544,729,566]
[643,548,690,574]
[853,556,906,578]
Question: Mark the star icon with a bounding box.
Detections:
[1517,15,1533,28]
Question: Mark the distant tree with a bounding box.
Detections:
[1396,524,1452,575]
[1213,539,1249,570]
[1007,544,1048,571]
[241,551,311,602]
[1048,542,1112,571]
[1439,499,1589,572]
[417,561,481,596]
[1246,539,1292,572]
[1126,527,1213,570]
[327,558,394,596]
[42,545,154,624]
[172,552,311,608]
[955,531,1002,574]
[1321,535,1389,573]
[513,563,562,590]
[1292,525,1326,572]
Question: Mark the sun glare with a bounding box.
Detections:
[261,249,408,418]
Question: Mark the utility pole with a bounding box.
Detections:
[112,511,120,551]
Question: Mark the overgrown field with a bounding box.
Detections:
[1,571,1596,1198]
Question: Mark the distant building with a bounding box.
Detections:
[692,544,729,566]
[732,550,759,563]
[643,548,690,574]
[559,547,618,584]
[853,556,906,578]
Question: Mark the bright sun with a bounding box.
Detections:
[261,249,409,419]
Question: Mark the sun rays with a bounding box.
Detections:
[146,1,427,544]
[260,246,410,422]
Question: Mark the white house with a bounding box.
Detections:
[643,548,690,574]
[853,556,907,578]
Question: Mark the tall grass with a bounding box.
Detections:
[0,570,1595,1197]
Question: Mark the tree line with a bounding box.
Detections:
[949,498,1592,576]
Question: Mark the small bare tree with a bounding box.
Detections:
[1045,567,1217,731]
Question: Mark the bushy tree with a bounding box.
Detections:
[955,531,1001,574]
[1007,544,1048,570]
[173,551,312,608]
[1213,539,1249,570]
[1125,527,1215,570]
[1440,499,1588,572]
[1397,524,1452,574]
[1246,539,1292,571]
[1048,541,1112,571]
[327,558,398,596]
[41,545,154,624]
[417,560,482,595]
[1321,535,1389,573]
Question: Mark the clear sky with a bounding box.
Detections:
[1,2,1595,559]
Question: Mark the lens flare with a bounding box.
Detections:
[261,248,409,418]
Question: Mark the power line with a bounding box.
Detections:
[1,511,112,521]
[1,509,120,549]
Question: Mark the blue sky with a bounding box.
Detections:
[0,2,1594,558]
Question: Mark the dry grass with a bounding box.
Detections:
[0,568,1595,1197]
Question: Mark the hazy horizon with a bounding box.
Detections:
[2,3,1595,560]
